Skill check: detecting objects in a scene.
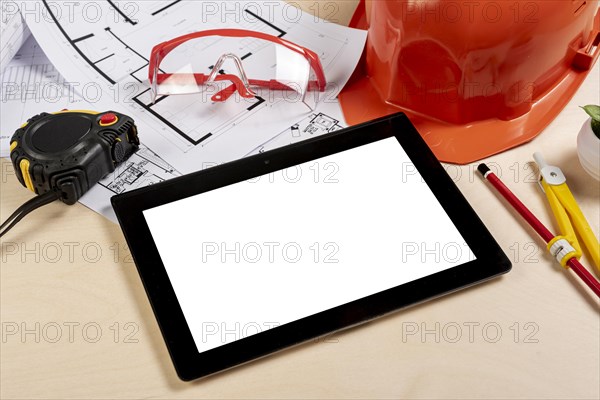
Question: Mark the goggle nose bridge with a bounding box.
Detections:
[208,53,256,97]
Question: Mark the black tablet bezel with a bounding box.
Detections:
[112,112,511,381]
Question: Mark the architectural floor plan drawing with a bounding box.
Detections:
[38,0,343,149]
[247,103,346,156]
[0,34,183,221]
[0,36,79,157]
[0,0,30,74]
[13,1,366,221]
[24,0,366,169]
[99,144,182,195]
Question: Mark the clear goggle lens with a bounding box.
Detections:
[151,35,318,110]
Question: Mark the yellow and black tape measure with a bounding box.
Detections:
[9,110,139,204]
[2,110,139,237]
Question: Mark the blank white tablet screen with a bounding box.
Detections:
[143,137,475,353]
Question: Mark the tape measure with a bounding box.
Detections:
[9,110,139,204]
[2,110,139,237]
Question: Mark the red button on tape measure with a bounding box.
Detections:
[100,112,118,126]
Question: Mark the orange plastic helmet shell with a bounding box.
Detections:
[339,0,600,164]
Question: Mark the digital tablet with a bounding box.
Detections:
[112,112,511,381]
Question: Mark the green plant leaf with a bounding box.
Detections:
[592,119,600,140]
[581,105,600,122]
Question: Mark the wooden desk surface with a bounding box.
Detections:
[1,1,598,398]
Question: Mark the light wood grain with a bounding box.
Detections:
[1,1,598,398]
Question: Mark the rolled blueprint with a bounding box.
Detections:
[1,1,31,76]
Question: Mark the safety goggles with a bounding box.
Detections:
[148,29,327,110]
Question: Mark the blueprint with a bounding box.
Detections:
[84,143,182,221]
[1,36,74,157]
[0,36,189,221]
[10,1,366,221]
[246,100,347,156]
[22,1,366,166]
[0,1,30,75]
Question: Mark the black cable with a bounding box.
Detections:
[0,191,60,238]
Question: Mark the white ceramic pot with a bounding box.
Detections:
[577,117,600,181]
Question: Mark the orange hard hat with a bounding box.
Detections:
[339,0,600,164]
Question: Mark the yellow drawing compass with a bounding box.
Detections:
[533,153,600,274]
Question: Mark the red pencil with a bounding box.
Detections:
[478,163,600,298]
